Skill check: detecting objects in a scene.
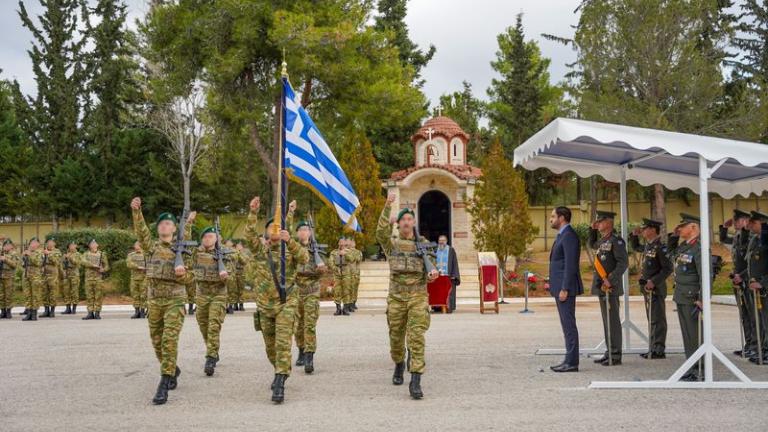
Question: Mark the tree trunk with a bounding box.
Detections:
[51,214,59,233]
[650,184,666,233]
[183,174,191,212]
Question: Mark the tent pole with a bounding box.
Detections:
[698,155,714,382]
[620,167,631,349]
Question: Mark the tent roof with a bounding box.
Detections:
[512,118,768,198]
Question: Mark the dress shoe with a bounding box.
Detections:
[681,372,700,382]
[600,357,622,366]
[640,351,666,359]
[551,364,579,373]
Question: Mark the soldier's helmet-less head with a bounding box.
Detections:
[155,212,178,239]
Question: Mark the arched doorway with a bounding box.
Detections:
[417,190,451,244]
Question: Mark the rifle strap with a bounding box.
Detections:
[266,246,291,299]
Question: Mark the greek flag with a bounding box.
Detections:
[283,79,361,231]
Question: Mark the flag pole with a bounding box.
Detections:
[278,57,289,303]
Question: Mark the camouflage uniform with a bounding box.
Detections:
[40,248,62,310]
[134,208,193,376]
[192,245,231,360]
[79,251,109,313]
[23,249,44,311]
[294,241,324,353]
[329,248,354,305]
[376,202,433,374]
[227,250,248,306]
[127,251,148,309]
[60,251,81,306]
[0,249,20,311]
[348,248,363,303]
[244,210,308,376]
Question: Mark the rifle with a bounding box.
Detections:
[413,225,437,274]
[172,209,198,270]
[22,242,30,279]
[307,213,327,267]
[98,251,109,280]
[213,216,234,275]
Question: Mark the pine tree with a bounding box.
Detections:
[733,0,768,142]
[467,140,537,274]
[435,81,489,163]
[0,79,35,217]
[374,0,436,85]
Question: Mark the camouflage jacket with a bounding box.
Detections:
[41,248,63,280]
[328,248,354,277]
[79,250,110,281]
[192,245,233,296]
[126,251,147,280]
[0,250,20,280]
[295,239,326,294]
[244,209,309,309]
[62,251,81,279]
[23,249,44,279]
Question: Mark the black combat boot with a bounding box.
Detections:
[341,304,350,316]
[94,311,101,319]
[168,366,181,390]
[334,304,342,316]
[239,302,245,311]
[409,373,424,399]
[6,308,12,319]
[296,348,305,366]
[40,306,50,318]
[204,356,217,376]
[152,375,172,405]
[22,309,37,321]
[226,304,234,314]
[188,304,195,315]
[140,308,147,318]
[392,361,405,385]
[131,307,140,319]
[304,352,314,374]
[271,374,287,403]
[49,306,55,318]
[352,302,358,311]
[72,304,77,315]
[21,308,29,316]
[0,308,6,319]
[63,305,72,315]
[82,311,94,320]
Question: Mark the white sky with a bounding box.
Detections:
[1,0,581,109]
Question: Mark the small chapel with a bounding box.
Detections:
[383,115,482,261]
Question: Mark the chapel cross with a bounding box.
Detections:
[426,127,435,141]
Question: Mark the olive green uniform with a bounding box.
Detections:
[294,242,324,354]
[79,251,109,313]
[376,202,434,374]
[192,245,232,360]
[329,248,354,306]
[227,250,248,306]
[127,251,148,309]
[23,250,44,311]
[589,229,628,361]
[244,210,309,376]
[0,250,20,310]
[746,232,768,359]
[60,251,81,306]
[41,248,62,309]
[349,248,363,303]
[670,236,704,375]
[720,225,757,354]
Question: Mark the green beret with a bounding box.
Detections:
[29,237,39,243]
[156,212,178,225]
[88,238,98,245]
[199,226,216,241]
[296,221,310,231]
[397,208,415,222]
[3,239,12,246]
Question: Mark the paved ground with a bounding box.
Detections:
[1,300,766,432]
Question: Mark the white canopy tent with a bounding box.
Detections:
[513,118,768,389]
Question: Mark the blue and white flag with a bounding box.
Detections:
[283,79,361,231]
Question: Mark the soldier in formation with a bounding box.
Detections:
[21,238,43,321]
[61,242,81,314]
[330,238,360,315]
[226,239,248,313]
[348,238,362,311]
[79,239,109,320]
[293,217,327,374]
[127,241,148,319]
[0,238,20,319]
[745,211,768,364]
[40,238,62,317]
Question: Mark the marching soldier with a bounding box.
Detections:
[719,209,756,358]
[293,219,327,374]
[132,197,196,405]
[127,241,148,319]
[589,211,628,366]
[348,238,363,311]
[746,211,768,365]
[329,238,355,315]
[191,226,231,376]
[40,238,62,317]
[376,192,438,400]
[629,218,673,359]
[61,242,81,314]
[185,280,196,316]
[243,196,308,404]
[0,239,20,319]
[669,213,704,381]
[21,238,44,322]
[79,239,109,320]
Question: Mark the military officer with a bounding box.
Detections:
[243,196,308,404]
[293,219,327,374]
[719,209,756,358]
[0,239,20,319]
[376,192,438,400]
[191,225,231,376]
[132,197,196,405]
[746,211,768,365]
[60,242,81,314]
[629,218,673,359]
[21,238,44,322]
[78,239,109,320]
[589,210,628,366]
[127,241,149,319]
[669,213,704,381]
[348,238,363,311]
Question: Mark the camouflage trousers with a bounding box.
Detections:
[333,275,353,305]
[185,281,196,305]
[42,276,58,307]
[352,274,360,302]
[195,294,227,359]
[83,278,104,312]
[227,275,245,304]
[0,278,14,309]
[257,294,298,375]
[24,277,43,310]
[387,290,430,374]
[148,296,186,376]
[60,275,80,305]
[130,277,147,309]
[295,293,320,352]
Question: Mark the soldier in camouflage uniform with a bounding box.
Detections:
[719,209,757,358]
[191,226,232,376]
[60,242,81,314]
[329,238,355,315]
[132,197,196,405]
[234,241,251,310]
[376,192,438,400]
[746,211,768,365]
[39,238,62,318]
[21,238,44,321]
[293,218,327,374]
[127,241,148,319]
[225,239,248,313]
[78,239,109,320]
[348,238,362,311]
[244,196,308,404]
[629,218,673,359]
[0,239,20,319]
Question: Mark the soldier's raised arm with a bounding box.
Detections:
[376,193,397,255]
[131,197,155,252]
[244,197,266,256]
[588,225,599,249]
[628,230,643,252]
[286,235,309,265]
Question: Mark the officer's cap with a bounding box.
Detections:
[397,208,415,222]
[750,211,768,222]
[640,218,663,229]
[733,209,751,220]
[678,213,700,226]
[156,212,178,225]
[594,210,616,222]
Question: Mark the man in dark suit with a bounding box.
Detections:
[547,206,584,372]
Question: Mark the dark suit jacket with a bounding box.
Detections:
[549,224,584,297]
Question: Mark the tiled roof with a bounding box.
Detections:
[411,116,470,142]
[389,163,482,181]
